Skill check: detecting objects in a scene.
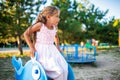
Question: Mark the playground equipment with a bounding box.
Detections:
[12,52,75,80]
[60,44,96,63]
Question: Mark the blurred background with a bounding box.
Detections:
[0,1,120,80]
[0,0,120,54]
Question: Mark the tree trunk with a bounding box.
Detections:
[17,34,23,55]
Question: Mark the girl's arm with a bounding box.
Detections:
[54,33,62,52]
[23,22,41,58]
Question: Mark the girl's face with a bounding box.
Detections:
[48,11,60,26]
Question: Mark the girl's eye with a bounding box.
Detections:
[56,16,59,18]
[55,15,59,17]
[32,65,40,79]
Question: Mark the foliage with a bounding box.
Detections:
[52,0,82,44]
[0,0,120,47]
[0,0,46,54]
[0,0,45,43]
[52,0,120,45]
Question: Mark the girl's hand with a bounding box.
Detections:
[57,46,63,53]
[59,48,63,53]
[30,48,36,58]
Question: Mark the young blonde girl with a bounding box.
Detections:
[24,6,68,80]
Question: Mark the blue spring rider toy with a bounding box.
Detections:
[12,52,75,80]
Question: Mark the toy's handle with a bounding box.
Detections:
[34,52,38,60]
[31,52,38,63]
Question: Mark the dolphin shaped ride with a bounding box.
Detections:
[12,52,75,80]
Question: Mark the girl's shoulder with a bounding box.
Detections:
[30,22,43,32]
[34,22,42,27]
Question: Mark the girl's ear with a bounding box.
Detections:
[46,15,51,20]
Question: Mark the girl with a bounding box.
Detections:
[24,6,68,80]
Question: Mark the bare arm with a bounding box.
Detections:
[54,33,62,52]
[23,22,42,57]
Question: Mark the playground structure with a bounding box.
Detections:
[60,44,96,63]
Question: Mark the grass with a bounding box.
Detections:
[0,51,30,58]
[98,46,119,50]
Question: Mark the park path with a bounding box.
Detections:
[0,47,29,53]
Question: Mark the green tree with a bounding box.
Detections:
[52,0,82,44]
[97,18,120,44]
[0,0,46,54]
[76,1,108,39]
[52,0,120,45]
[52,0,110,44]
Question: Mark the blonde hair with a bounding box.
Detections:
[36,6,59,24]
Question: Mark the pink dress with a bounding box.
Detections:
[35,24,68,80]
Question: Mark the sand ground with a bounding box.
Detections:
[73,49,120,80]
[0,48,120,80]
